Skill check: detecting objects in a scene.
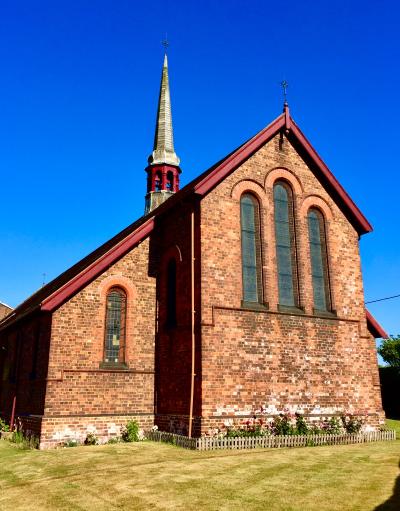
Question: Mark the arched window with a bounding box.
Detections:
[273,181,299,307]
[308,208,331,311]
[155,171,162,192]
[240,193,263,303]
[104,287,126,364]
[166,171,174,191]
[166,258,177,326]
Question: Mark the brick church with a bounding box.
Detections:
[0,54,387,448]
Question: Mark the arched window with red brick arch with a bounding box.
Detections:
[240,193,263,304]
[166,171,174,192]
[273,181,299,307]
[104,287,126,364]
[307,208,332,312]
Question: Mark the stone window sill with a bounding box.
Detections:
[241,301,269,311]
[99,362,129,370]
[313,308,337,318]
[277,304,305,315]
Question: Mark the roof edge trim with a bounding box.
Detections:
[366,309,388,339]
[194,115,285,195]
[41,218,155,312]
[289,120,372,234]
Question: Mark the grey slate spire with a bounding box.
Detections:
[148,54,180,166]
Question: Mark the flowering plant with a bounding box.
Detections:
[210,405,370,438]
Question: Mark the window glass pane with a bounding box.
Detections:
[278,274,295,306]
[310,243,324,277]
[274,199,289,223]
[308,212,320,243]
[241,194,262,303]
[274,184,288,202]
[243,266,258,302]
[308,210,330,311]
[274,183,296,306]
[313,276,327,310]
[105,290,124,363]
[275,221,291,247]
[241,200,256,231]
[242,231,257,267]
[276,245,293,276]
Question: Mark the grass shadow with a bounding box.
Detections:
[374,460,400,510]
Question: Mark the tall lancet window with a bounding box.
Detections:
[104,287,126,364]
[240,194,263,304]
[308,208,331,311]
[166,258,177,326]
[274,181,299,307]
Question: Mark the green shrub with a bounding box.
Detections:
[309,424,323,435]
[64,439,79,447]
[272,414,295,435]
[9,430,39,449]
[11,430,24,444]
[84,433,98,445]
[341,414,363,434]
[107,437,121,444]
[122,420,140,442]
[0,418,10,432]
[295,414,309,435]
[325,417,342,434]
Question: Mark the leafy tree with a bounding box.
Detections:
[378,336,400,368]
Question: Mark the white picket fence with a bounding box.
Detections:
[147,429,396,451]
[147,430,197,449]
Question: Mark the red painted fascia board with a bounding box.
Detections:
[289,120,372,235]
[366,309,388,339]
[194,114,285,195]
[41,218,155,312]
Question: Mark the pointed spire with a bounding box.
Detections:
[148,53,180,166]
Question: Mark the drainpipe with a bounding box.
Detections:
[188,208,196,438]
[10,395,16,432]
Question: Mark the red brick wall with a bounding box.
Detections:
[42,238,157,446]
[199,132,384,432]
[153,200,202,435]
[0,304,12,321]
[0,313,51,428]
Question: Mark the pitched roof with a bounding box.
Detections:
[0,109,373,331]
[366,309,388,338]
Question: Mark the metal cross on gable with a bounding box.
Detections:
[281,80,289,104]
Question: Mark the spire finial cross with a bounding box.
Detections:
[281,80,289,105]
[162,36,169,53]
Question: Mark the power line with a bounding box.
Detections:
[365,293,400,304]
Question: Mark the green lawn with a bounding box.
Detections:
[0,429,399,510]
[386,419,400,439]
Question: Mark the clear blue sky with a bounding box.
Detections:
[1,1,399,343]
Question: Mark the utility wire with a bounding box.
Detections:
[365,293,400,304]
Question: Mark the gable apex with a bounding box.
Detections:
[194,110,372,235]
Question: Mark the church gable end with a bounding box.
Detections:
[198,127,383,430]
